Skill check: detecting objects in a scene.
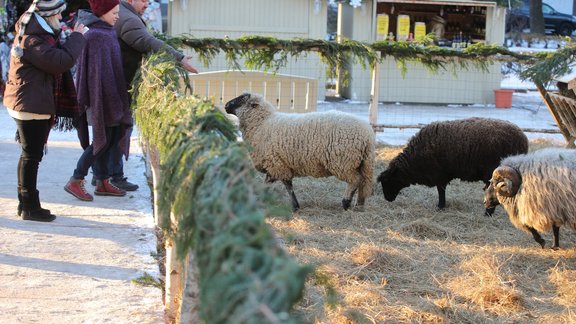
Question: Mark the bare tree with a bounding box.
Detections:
[530,0,545,35]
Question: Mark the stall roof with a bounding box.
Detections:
[377,0,496,6]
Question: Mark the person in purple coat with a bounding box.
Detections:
[4,0,87,222]
[64,0,133,201]
[91,0,199,192]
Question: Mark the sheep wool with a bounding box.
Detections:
[490,147,576,248]
[225,93,375,211]
[378,117,528,214]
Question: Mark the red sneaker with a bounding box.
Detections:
[95,179,126,197]
[64,178,94,201]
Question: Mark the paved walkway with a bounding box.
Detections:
[0,107,163,323]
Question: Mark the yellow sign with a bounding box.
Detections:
[414,22,426,39]
[397,15,410,41]
[377,14,389,39]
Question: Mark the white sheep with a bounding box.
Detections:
[484,147,576,249]
[224,93,375,211]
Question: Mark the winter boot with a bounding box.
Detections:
[95,178,126,196]
[110,177,139,191]
[17,192,50,217]
[21,209,56,222]
[20,190,56,222]
[64,177,94,201]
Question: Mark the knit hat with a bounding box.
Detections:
[36,0,67,17]
[88,0,120,17]
[11,0,67,59]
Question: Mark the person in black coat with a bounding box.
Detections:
[4,0,87,222]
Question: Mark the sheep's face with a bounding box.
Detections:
[377,169,407,202]
[483,180,500,210]
[225,93,251,116]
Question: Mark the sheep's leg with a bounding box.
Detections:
[342,187,357,210]
[342,177,361,210]
[551,225,560,250]
[436,185,446,209]
[356,179,372,209]
[356,187,366,206]
[282,179,300,212]
[527,226,546,248]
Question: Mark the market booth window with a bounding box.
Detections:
[376,0,496,47]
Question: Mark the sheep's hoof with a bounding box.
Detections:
[484,207,496,217]
[342,199,352,210]
[291,201,300,212]
[551,246,560,251]
[538,240,546,249]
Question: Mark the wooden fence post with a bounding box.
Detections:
[164,233,185,323]
[179,252,200,323]
[143,141,187,322]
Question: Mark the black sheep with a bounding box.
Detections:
[377,117,528,215]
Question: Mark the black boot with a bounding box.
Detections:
[17,192,50,217]
[21,190,56,222]
[21,209,56,222]
[17,192,22,217]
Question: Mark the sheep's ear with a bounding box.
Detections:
[493,166,521,197]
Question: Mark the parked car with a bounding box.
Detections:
[506,1,576,36]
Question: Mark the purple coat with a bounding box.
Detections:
[75,18,132,157]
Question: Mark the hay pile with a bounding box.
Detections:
[267,140,576,323]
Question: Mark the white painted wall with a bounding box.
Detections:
[168,0,329,100]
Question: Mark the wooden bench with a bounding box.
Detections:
[188,70,318,113]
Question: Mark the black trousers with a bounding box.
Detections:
[13,118,51,210]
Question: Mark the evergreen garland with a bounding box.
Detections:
[519,45,576,86]
[133,52,311,323]
[166,35,555,82]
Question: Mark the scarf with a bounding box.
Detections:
[41,33,82,131]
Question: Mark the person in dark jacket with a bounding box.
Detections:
[4,0,87,222]
[90,0,198,192]
[64,0,133,201]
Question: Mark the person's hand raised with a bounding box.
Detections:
[181,56,199,74]
[73,22,89,35]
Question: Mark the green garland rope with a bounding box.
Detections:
[133,53,311,323]
[160,34,574,86]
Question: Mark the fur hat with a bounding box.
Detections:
[36,0,67,17]
[88,0,119,17]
